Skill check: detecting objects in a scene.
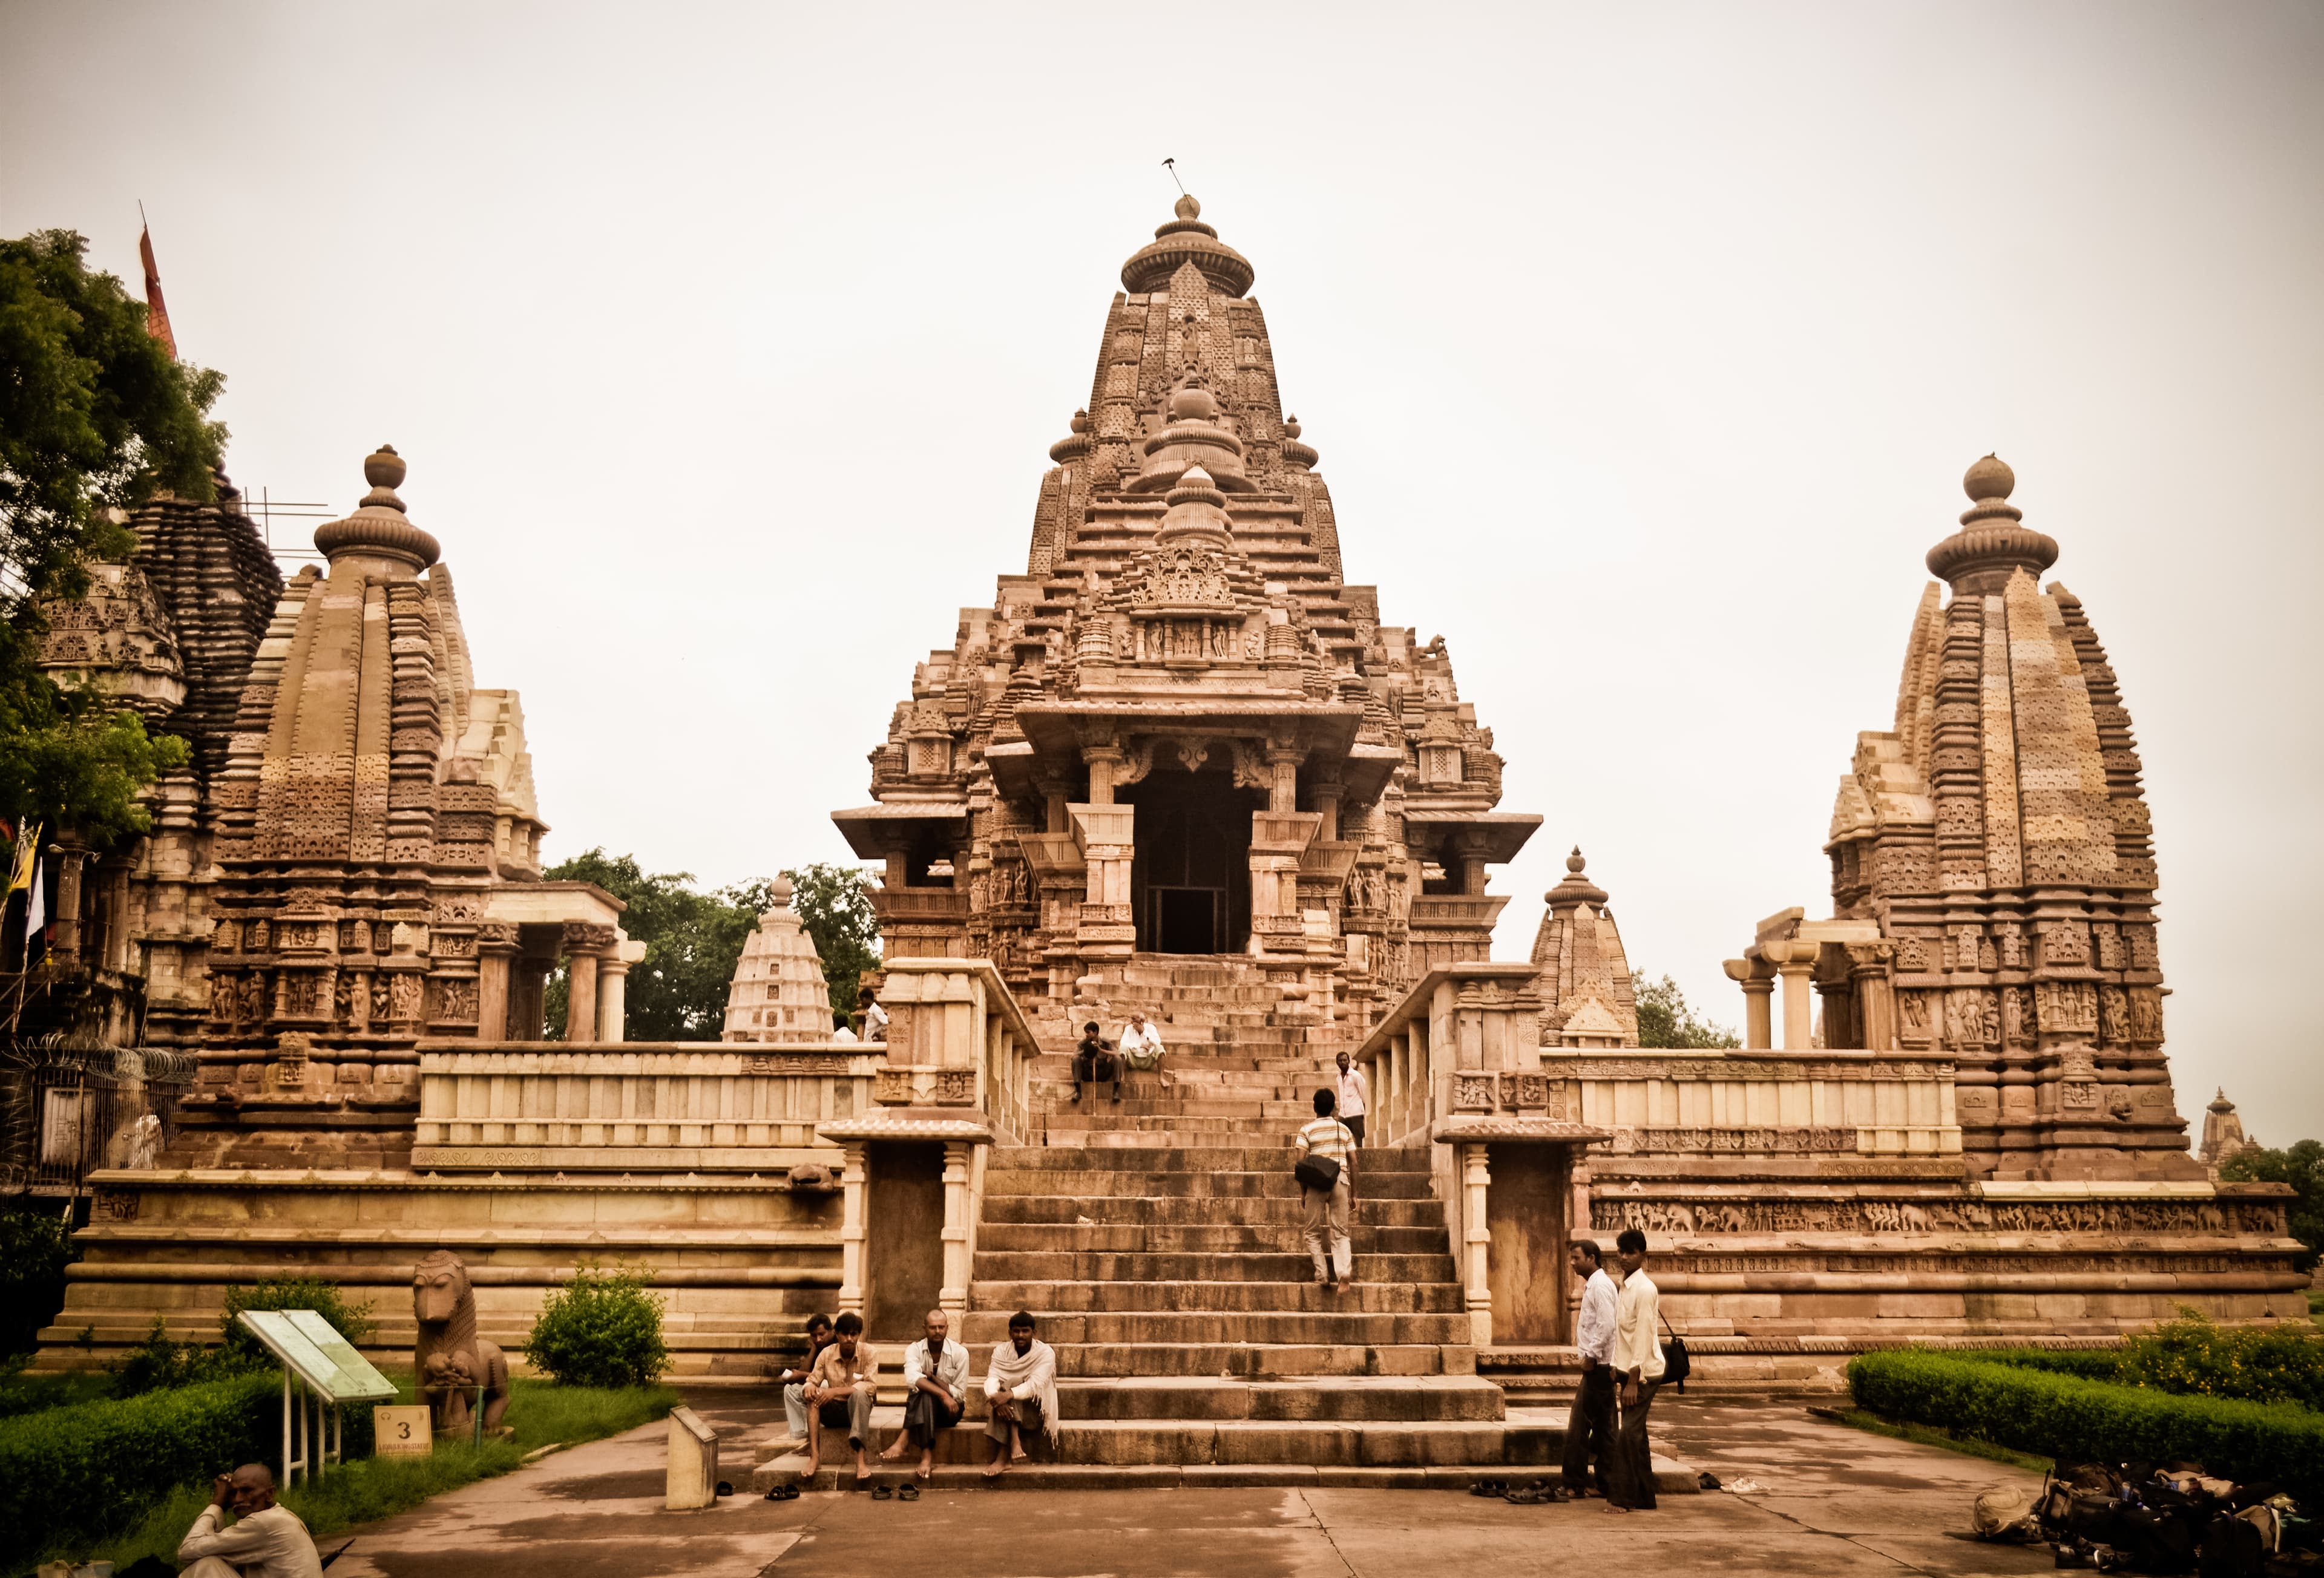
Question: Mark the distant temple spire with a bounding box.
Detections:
[138,217,177,359]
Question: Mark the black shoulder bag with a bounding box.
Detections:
[1658,1309,1692,1392]
[1293,1124,1346,1193]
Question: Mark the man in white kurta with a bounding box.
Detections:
[1607,1228,1668,1512]
[1561,1239,1619,1498]
[177,1464,322,1578]
[1116,1013,1168,1088]
[983,1311,1060,1476]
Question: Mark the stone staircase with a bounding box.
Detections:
[754,955,1692,1492]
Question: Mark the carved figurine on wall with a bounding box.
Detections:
[413,1249,511,1437]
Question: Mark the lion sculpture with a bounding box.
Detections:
[412,1249,510,1435]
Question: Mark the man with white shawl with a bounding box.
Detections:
[983,1309,1059,1476]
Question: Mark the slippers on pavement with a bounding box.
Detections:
[898,1484,921,1501]
[870,1482,893,1500]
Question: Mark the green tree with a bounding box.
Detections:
[1632,972,1741,1049]
[537,850,755,1041]
[1,230,220,845]
[781,862,881,1020]
[0,1199,77,1358]
[2219,1139,2324,1273]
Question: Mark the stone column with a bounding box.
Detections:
[1768,945,1817,1050]
[836,1139,868,1318]
[52,847,85,964]
[563,944,600,1044]
[1312,773,1343,842]
[596,934,643,1043]
[1848,942,1897,1051]
[1265,744,1303,813]
[476,925,518,1041]
[940,1139,973,1320]
[1460,1142,1494,1347]
[1724,958,1776,1049]
[1082,741,1124,806]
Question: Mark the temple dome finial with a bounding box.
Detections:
[1175,194,1201,221]
[1122,194,1255,298]
[1155,463,1232,548]
[313,442,441,570]
[1925,451,2056,594]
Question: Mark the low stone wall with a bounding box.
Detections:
[38,1167,843,1379]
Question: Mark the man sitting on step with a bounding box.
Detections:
[1116,1010,1169,1090]
[773,1311,836,1449]
[983,1309,1060,1478]
[1072,1020,1119,1103]
[882,1306,970,1481]
[799,1310,878,1487]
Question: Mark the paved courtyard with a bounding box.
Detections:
[325,1389,2058,1578]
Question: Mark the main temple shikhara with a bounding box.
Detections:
[19,197,2300,1462]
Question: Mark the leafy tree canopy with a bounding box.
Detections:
[2218,1138,2323,1272]
[539,850,757,1041]
[780,861,881,1020]
[1,229,221,843]
[1632,972,1741,1049]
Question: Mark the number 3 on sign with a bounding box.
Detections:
[375,1404,435,1457]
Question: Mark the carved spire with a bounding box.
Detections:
[1155,464,1232,549]
[1120,193,1255,297]
[313,444,441,571]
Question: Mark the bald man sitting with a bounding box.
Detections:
[177,1463,322,1578]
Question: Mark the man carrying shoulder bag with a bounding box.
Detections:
[1295,1088,1357,1291]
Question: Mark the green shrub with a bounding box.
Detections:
[0,1197,79,1358]
[1961,1347,2126,1382]
[218,1275,376,1364]
[1848,1348,2324,1495]
[111,1318,257,1398]
[523,1261,669,1389]
[2113,1308,2324,1411]
[0,1369,277,1567]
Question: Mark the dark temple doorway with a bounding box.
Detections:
[1126,767,1258,954]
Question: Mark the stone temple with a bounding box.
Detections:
[21,196,2305,1476]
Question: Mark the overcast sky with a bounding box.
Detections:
[4,2,2317,1141]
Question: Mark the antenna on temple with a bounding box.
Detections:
[1162,157,1186,195]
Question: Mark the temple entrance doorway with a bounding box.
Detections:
[1126,768,1258,954]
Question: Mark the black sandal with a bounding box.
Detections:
[897,1483,921,1501]
[764,1482,801,1501]
[1469,1478,1506,1498]
[870,1482,893,1499]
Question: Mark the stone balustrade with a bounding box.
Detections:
[412,1040,879,1172]
[1546,1048,1964,1158]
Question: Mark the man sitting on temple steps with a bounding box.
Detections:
[882,1306,970,1481]
[799,1310,878,1487]
[1072,1020,1118,1104]
[983,1309,1060,1477]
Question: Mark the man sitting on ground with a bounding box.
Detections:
[983,1309,1059,1477]
[799,1309,878,1486]
[176,1463,321,1578]
[1117,1010,1169,1090]
[1071,1020,1118,1104]
[773,1311,836,1449]
[882,1306,970,1481]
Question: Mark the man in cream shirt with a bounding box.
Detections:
[1606,1226,1667,1512]
[177,1463,322,1577]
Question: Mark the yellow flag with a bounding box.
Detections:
[7,822,39,894]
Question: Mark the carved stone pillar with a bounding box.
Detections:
[476,924,518,1041]
[1848,941,1897,1051]
[1312,771,1343,842]
[940,1139,973,1320]
[52,846,85,964]
[560,923,616,1044]
[1460,1142,1494,1347]
[596,934,643,1043]
[1724,958,1777,1049]
[836,1138,868,1318]
[1771,946,1817,1050]
[1265,743,1303,813]
[1082,741,1124,807]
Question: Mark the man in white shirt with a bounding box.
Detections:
[830,1012,858,1044]
[858,988,888,1043]
[1606,1226,1667,1512]
[1295,1089,1358,1288]
[1116,1012,1168,1088]
[176,1464,322,1578]
[1560,1239,1618,1499]
[1333,1048,1369,1147]
[882,1306,970,1482]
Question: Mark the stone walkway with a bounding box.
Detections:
[328,1391,2060,1578]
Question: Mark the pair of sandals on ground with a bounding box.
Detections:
[1473,1478,1603,1504]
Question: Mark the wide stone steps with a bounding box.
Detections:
[1037,1115,1323,1143]
[779,1416,1553,1468]
[1013,1340,1471,1378]
[990,1145,1426,1173]
[980,1194,1440,1227]
[974,1221,1445,1255]
[973,1251,1457,1283]
[982,1168,1433,1200]
[971,1280,1461,1314]
[956,1310,1473,1346]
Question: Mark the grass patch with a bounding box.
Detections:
[1821,1405,2057,1475]
[44,1375,677,1571]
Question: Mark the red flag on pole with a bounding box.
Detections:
[139,218,177,360]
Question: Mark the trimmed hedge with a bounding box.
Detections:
[0,1370,278,1567]
[1848,1348,2324,1496]
[1963,1347,2127,1382]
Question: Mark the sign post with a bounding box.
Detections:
[236,1311,399,1485]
